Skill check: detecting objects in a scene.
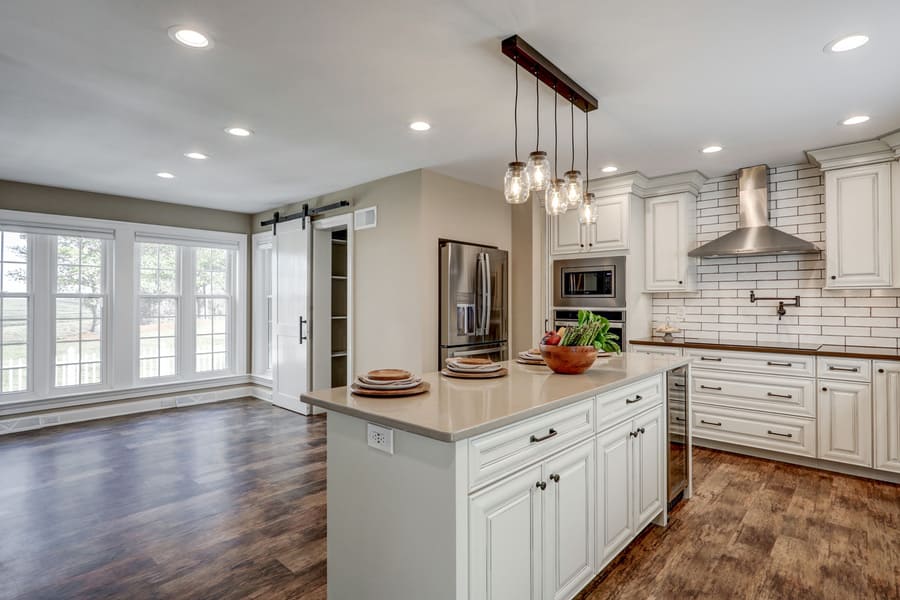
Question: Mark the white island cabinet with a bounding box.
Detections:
[303,353,690,600]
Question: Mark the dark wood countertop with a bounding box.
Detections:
[630,337,900,361]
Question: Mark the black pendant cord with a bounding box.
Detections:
[534,71,540,152]
[570,100,575,172]
[513,54,519,163]
[585,110,590,184]
[553,83,558,179]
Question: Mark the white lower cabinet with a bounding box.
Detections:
[596,404,664,570]
[817,381,872,467]
[469,464,543,600]
[874,362,900,473]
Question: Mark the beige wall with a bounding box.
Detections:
[510,199,546,354]
[254,169,515,376]
[0,180,252,233]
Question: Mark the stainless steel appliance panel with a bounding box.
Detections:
[553,256,625,308]
[667,366,689,506]
[484,248,508,344]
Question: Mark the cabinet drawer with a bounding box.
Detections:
[683,348,815,377]
[817,356,872,382]
[692,369,816,418]
[468,399,594,491]
[595,375,663,432]
[634,345,683,357]
[692,404,816,458]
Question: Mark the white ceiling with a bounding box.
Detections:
[1,0,899,213]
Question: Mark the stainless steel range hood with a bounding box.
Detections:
[688,165,820,259]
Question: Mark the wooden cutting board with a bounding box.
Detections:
[440,368,508,379]
[350,382,430,397]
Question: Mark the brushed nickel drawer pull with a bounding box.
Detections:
[767,361,792,367]
[828,365,860,373]
[700,385,722,391]
[700,356,722,362]
[767,430,793,438]
[625,394,643,404]
[767,392,793,399]
[530,428,558,443]
[700,419,722,426]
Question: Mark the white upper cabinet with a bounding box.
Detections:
[549,195,630,256]
[644,193,696,292]
[550,208,587,255]
[824,163,893,288]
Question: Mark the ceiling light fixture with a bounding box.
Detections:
[826,34,869,53]
[579,110,597,225]
[562,98,584,209]
[168,26,212,49]
[504,54,530,204]
[526,71,550,194]
[184,152,208,160]
[225,127,253,137]
[409,121,431,131]
[156,172,175,179]
[601,165,618,174]
[701,145,723,154]
[841,115,870,125]
[545,84,566,216]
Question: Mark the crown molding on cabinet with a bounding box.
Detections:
[807,139,896,171]
[587,171,650,199]
[641,170,707,198]
[879,129,900,157]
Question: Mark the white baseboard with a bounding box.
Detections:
[693,437,900,485]
[0,383,273,436]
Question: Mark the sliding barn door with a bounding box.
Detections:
[272,218,313,414]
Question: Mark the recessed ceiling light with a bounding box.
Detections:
[157,172,175,179]
[225,127,253,137]
[409,121,431,131]
[601,166,618,173]
[167,26,213,49]
[184,152,209,160]
[841,115,870,126]
[826,34,869,53]
[701,145,723,154]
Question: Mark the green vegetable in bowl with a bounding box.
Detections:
[558,309,621,354]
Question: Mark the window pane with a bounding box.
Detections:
[140,337,158,359]
[140,358,158,379]
[2,321,27,344]
[54,296,104,387]
[55,341,79,364]
[159,357,176,377]
[2,232,28,263]
[159,269,177,295]
[2,263,28,293]
[80,267,102,293]
[81,239,103,266]
[2,344,27,369]
[140,269,158,294]
[159,336,175,357]
[2,297,27,320]
[81,363,101,385]
[1,232,30,393]
[196,353,212,372]
[2,368,27,393]
[56,236,80,265]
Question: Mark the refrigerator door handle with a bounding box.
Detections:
[483,252,491,338]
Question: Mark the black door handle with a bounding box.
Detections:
[530,428,558,443]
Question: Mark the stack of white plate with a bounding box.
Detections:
[517,348,545,365]
[354,369,422,390]
[445,357,503,374]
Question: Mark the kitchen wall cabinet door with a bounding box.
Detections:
[824,163,893,288]
[595,420,634,568]
[550,210,586,256]
[874,362,900,473]
[817,381,873,467]
[645,194,695,292]
[586,196,629,253]
[469,464,543,600]
[632,405,665,527]
[542,439,595,600]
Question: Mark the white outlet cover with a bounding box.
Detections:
[367,422,394,454]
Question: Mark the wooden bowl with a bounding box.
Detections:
[539,345,597,375]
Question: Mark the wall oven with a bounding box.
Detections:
[553,256,625,308]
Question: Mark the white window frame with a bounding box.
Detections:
[251,231,274,380]
[0,230,33,396]
[135,242,183,383]
[0,209,247,408]
[191,246,235,376]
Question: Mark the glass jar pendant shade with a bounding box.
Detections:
[526,151,550,192]
[578,192,598,224]
[545,179,566,216]
[563,170,583,208]
[504,161,530,204]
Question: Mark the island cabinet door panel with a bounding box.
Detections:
[550,211,586,255]
[817,381,873,467]
[874,362,900,473]
[595,420,634,568]
[542,439,595,600]
[469,465,543,600]
[633,405,665,528]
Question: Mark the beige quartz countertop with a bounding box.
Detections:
[630,337,900,361]
[301,353,689,442]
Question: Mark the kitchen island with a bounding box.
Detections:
[302,353,691,600]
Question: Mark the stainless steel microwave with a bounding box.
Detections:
[553,256,625,308]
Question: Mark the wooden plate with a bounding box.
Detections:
[516,358,546,366]
[450,357,493,366]
[441,368,508,379]
[365,369,413,382]
[350,382,430,397]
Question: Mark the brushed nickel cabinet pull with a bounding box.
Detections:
[828,365,860,373]
[700,356,722,362]
[700,419,722,426]
[767,392,793,399]
[767,361,792,367]
[530,428,558,443]
[700,385,722,391]
[767,430,793,438]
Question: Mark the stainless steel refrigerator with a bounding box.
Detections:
[439,241,508,366]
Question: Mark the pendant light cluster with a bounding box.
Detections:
[502,37,600,220]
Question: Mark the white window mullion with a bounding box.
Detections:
[113,227,135,388]
[32,235,51,398]
[182,247,196,378]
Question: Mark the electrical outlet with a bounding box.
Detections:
[367,423,394,454]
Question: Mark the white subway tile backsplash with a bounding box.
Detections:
[648,164,899,350]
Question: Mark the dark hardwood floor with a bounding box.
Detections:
[1,398,898,599]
